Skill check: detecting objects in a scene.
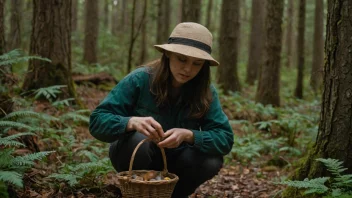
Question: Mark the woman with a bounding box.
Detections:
[89,22,234,198]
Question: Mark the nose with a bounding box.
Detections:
[183,62,192,73]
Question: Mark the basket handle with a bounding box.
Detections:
[128,138,168,176]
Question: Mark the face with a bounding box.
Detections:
[167,52,205,88]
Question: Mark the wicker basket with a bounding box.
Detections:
[117,139,179,198]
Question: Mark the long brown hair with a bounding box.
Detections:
[147,54,212,119]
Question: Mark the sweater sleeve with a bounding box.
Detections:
[191,85,234,156]
[89,71,142,143]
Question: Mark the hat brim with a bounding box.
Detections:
[154,44,219,66]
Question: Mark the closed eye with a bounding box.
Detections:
[177,56,187,63]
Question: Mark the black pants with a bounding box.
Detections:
[109,132,223,198]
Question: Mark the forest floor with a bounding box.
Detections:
[14,85,294,198]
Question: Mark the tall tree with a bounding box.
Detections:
[205,0,213,30]
[310,0,324,94]
[156,0,170,45]
[22,0,76,100]
[127,0,147,73]
[83,0,99,64]
[181,0,201,23]
[8,0,22,50]
[246,0,266,85]
[0,0,4,55]
[71,0,78,31]
[120,0,128,32]
[111,2,119,36]
[217,0,241,93]
[255,0,284,107]
[103,0,109,29]
[294,0,306,99]
[139,0,148,65]
[0,0,14,118]
[282,0,352,196]
[285,0,294,68]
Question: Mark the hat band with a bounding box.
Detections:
[168,37,212,54]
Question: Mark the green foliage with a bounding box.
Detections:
[228,132,286,163]
[33,85,68,102]
[278,158,352,197]
[0,133,53,188]
[48,157,113,187]
[0,49,51,67]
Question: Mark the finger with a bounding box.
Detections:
[163,130,173,139]
[139,129,150,138]
[150,120,164,138]
[146,125,159,139]
[158,134,175,147]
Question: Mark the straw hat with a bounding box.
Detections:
[154,22,219,66]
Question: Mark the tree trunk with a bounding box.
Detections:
[103,0,109,30]
[181,0,201,23]
[22,0,76,100]
[120,0,127,32]
[0,0,4,54]
[178,0,183,23]
[71,0,78,31]
[282,1,352,197]
[246,0,265,85]
[310,0,324,94]
[294,0,306,99]
[156,0,171,45]
[8,0,22,50]
[0,0,14,118]
[164,0,170,39]
[111,2,119,36]
[285,0,294,68]
[255,0,283,107]
[156,0,164,45]
[83,0,99,64]
[127,0,147,73]
[217,0,241,94]
[139,0,148,65]
[205,0,213,30]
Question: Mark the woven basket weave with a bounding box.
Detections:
[117,139,179,198]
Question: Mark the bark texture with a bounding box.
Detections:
[8,0,22,50]
[246,0,265,85]
[217,0,241,93]
[294,0,306,99]
[83,0,99,64]
[310,0,324,94]
[71,0,78,31]
[0,0,14,118]
[285,0,294,68]
[255,0,283,107]
[22,0,76,100]
[181,0,201,23]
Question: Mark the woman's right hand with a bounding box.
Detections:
[126,117,164,140]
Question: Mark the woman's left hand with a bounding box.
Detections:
[158,128,194,148]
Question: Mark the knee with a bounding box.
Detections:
[200,157,223,178]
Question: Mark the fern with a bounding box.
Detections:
[278,158,352,197]
[317,158,347,177]
[0,171,23,188]
[0,121,33,131]
[0,49,51,67]
[2,111,58,122]
[279,177,329,194]
[77,150,99,162]
[52,98,75,107]
[33,85,67,102]
[59,112,89,123]
[11,151,54,166]
[48,173,81,187]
